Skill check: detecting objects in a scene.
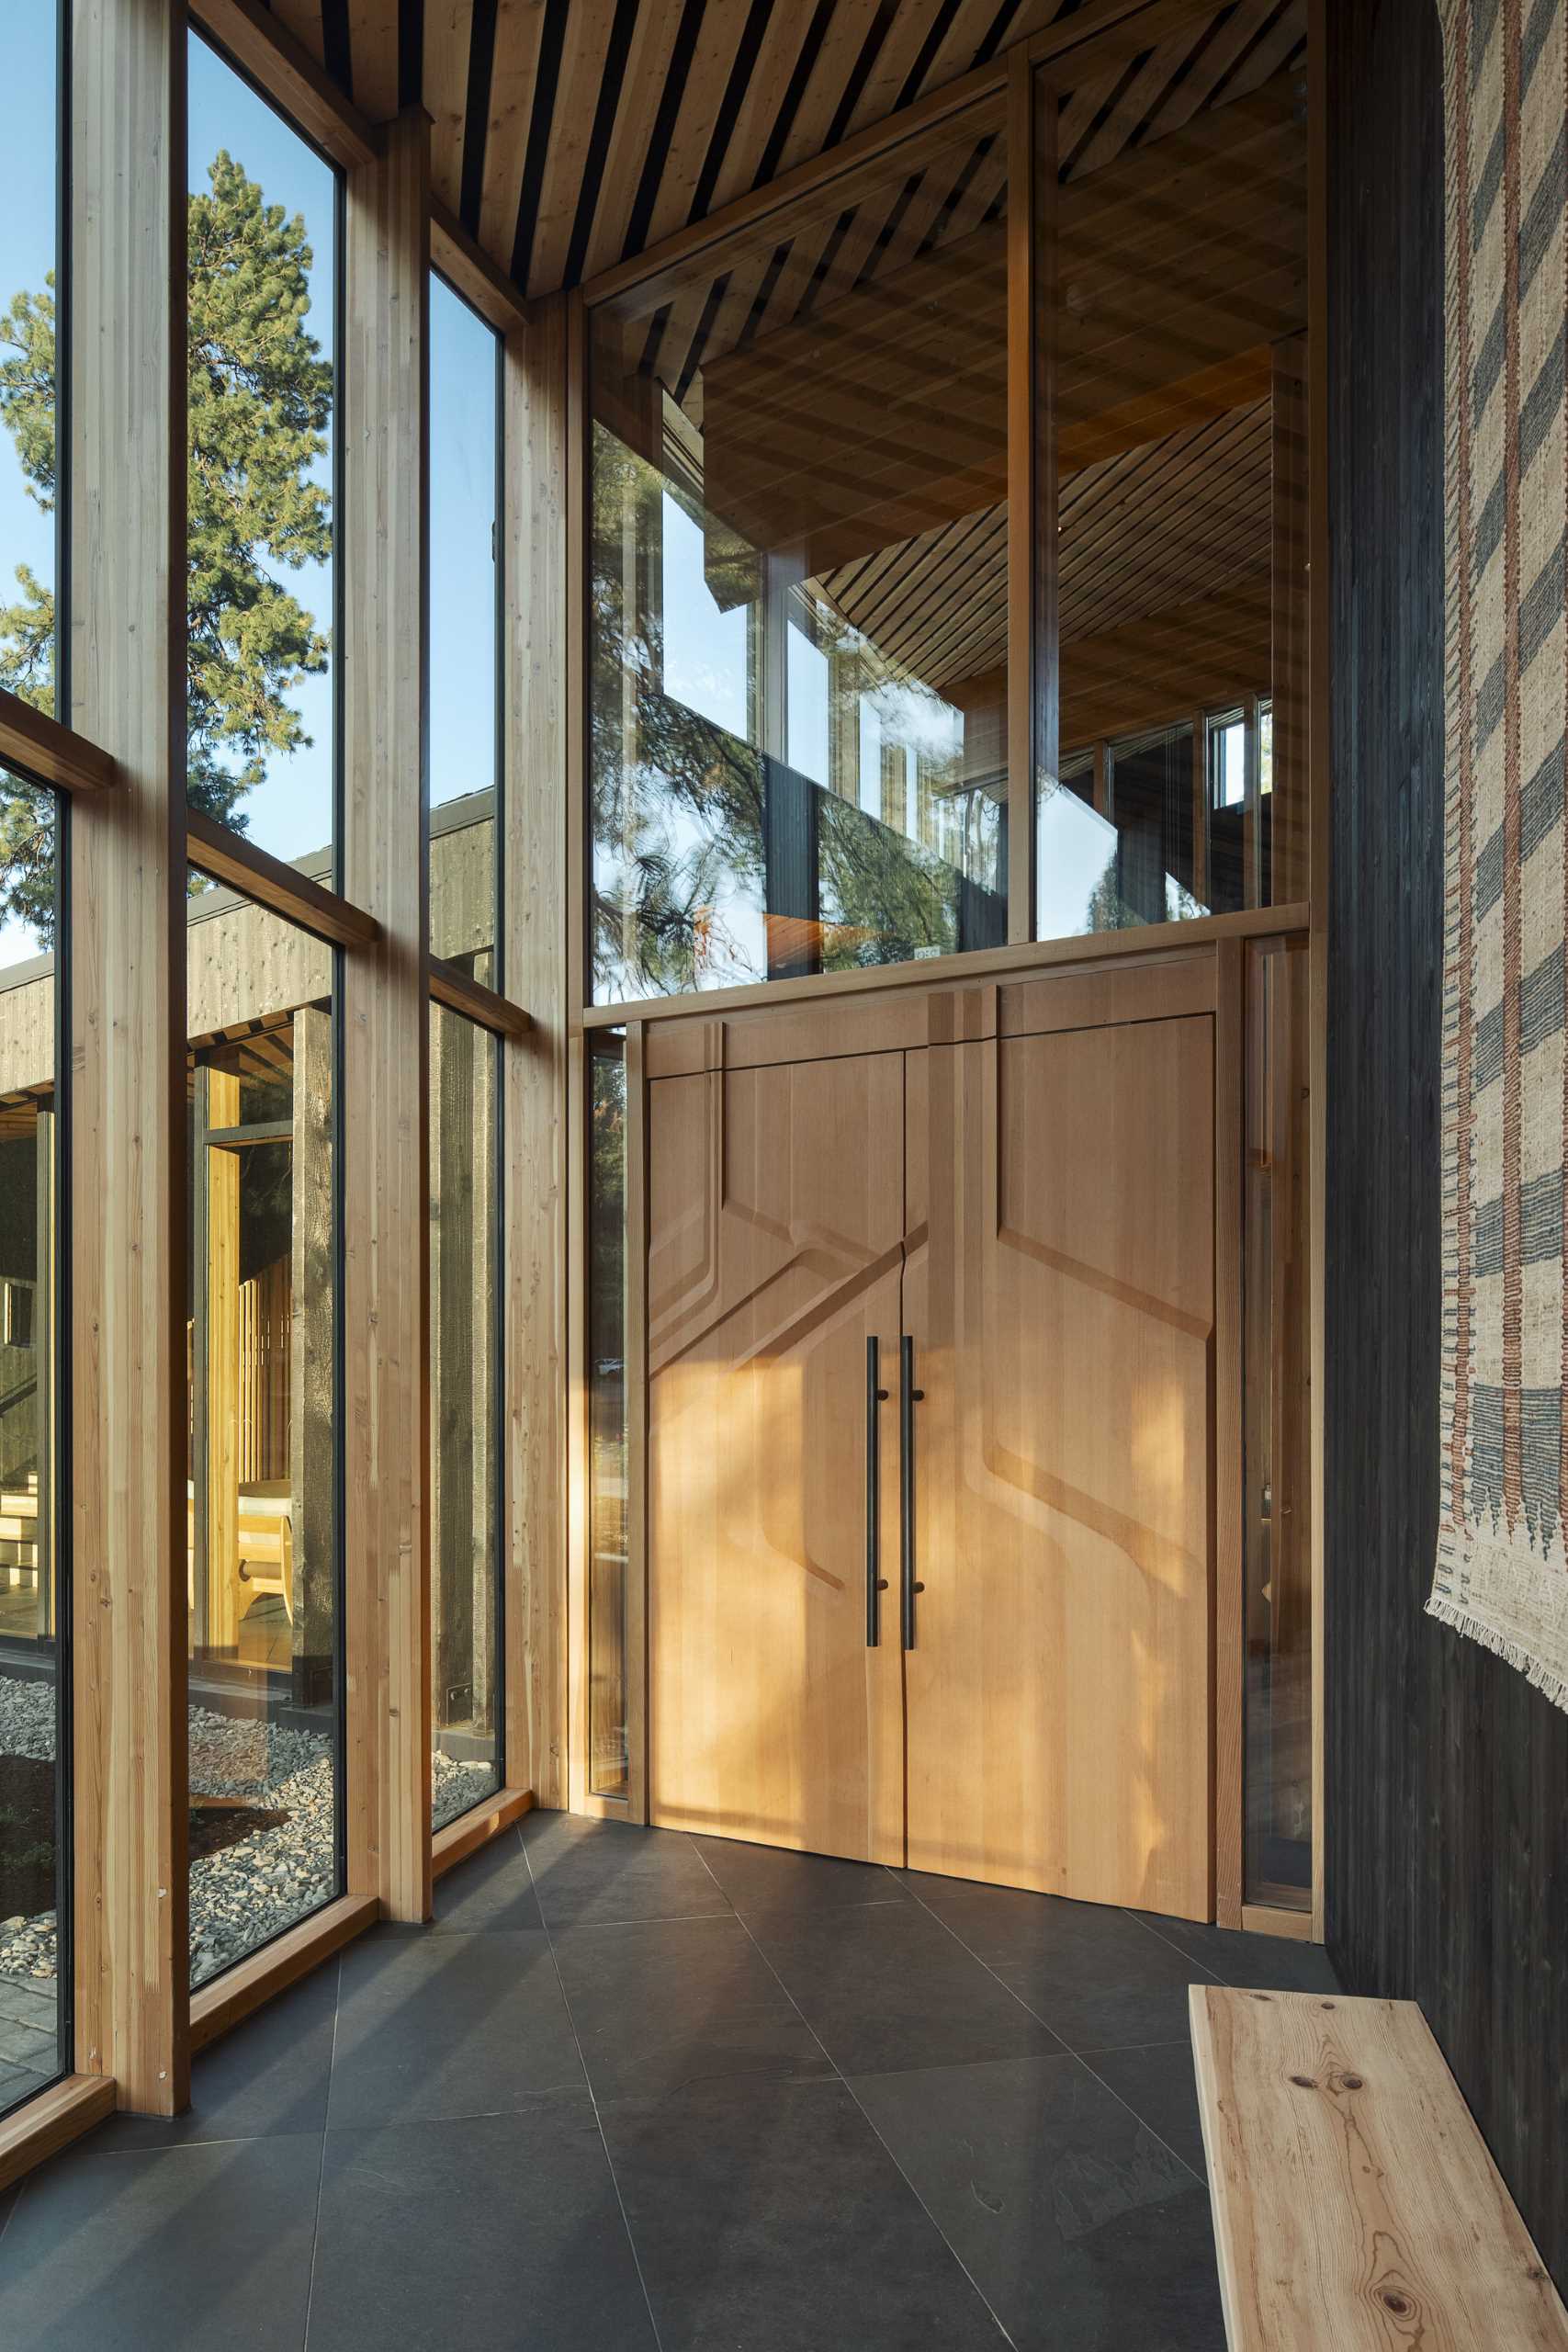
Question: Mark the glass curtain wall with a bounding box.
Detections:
[430,1004,502,1825]
[588,101,1010,1004]
[187,32,340,872]
[186,879,340,1987]
[0,2,67,2113]
[1034,57,1308,939]
[430,274,501,969]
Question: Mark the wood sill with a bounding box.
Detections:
[1240,1901,1315,1942]
[189,1893,380,2054]
[0,2074,117,2193]
[432,1787,535,1879]
[580,900,1311,1028]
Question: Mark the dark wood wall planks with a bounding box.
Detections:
[1325,0,1568,2290]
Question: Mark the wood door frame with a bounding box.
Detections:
[604,937,1277,1932]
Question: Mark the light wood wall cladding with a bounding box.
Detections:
[68,0,189,2113]
[186,890,333,1037]
[502,301,569,1809]
[342,109,434,1923]
[246,0,1302,305]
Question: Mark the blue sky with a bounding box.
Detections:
[0,16,498,949]
[0,11,58,965]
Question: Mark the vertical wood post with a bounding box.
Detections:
[503,298,569,1809]
[342,108,432,1921]
[69,0,188,2111]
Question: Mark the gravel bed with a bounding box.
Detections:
[2,1674,502,1985]
[433,1749,501,1832]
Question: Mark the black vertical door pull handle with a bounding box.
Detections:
[900,1335,925,1649]
[865,1337,889,1645]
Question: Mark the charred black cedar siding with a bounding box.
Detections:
[1325,0,1568,2290]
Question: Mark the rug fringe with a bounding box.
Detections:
[1425,1592,1568,1713]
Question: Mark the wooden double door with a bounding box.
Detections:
[646,981,1216,1918]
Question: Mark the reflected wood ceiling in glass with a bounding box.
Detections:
[264,0,1304,300]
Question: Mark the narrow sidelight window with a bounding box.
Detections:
[186,877,342,1986]
[429,1002,503,1826]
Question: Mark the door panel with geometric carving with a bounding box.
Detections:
[648,1054,906,1863]
[903,1021,1215,1918]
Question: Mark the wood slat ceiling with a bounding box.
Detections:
[256,0,1304,300]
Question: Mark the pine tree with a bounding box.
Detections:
[0,150,333,941]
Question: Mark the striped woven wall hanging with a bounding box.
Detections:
[1429,0,1568,1709]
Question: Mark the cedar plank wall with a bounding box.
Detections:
[1325,0,1568,2289]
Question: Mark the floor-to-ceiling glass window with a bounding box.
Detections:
[430,1004,502,1826]
[0,0,67,2113]
[587,98,1009,1004]
[427,270,504,1830]
[187,31,340,876]
[430,275,501,971]
[183,32,345,1990]
[186,878,341,1986]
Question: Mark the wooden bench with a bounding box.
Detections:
[1190,1984,1568,2349]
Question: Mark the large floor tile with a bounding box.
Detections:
[905,1880,1220,2052]
[693,1834,910,1920]
[1134,1912,1340,1996]
[1087,2041,1209,2177]
[429,1828,545,1934]
[309,2098,656,2352]
[552,1913,832,2100]
[600,2073,1007,2351]
[95,1962,339,2150]
[524,1809,731,1928]
[852,2052,1225,2352]
[749,1898,1061,2075]
[328,1928,582,2128]
[0,2134,321,2351]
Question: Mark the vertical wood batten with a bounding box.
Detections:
[502,297,569,1808]
[69,0,188,2113]
[343,107,433,1921]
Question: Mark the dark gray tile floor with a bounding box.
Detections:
[0,1816,1337,2350]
